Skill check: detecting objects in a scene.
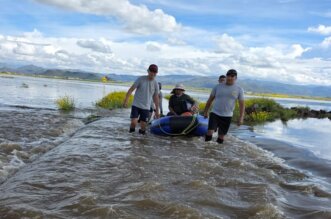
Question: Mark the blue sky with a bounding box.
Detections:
[0,0,331,85]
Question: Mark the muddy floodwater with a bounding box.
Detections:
[1,76,331,218]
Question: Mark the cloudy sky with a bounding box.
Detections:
[0,0,331,85]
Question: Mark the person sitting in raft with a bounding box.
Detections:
[167,83,198,116]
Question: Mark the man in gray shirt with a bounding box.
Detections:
[123,64,160,134]
[203,69,245,143]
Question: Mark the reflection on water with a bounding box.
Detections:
[0,75,129,109]
[273,98,331,111]
[253,118,331,160]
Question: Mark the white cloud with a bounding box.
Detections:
[13,43,37,56]
[1,30,330,85]
[167,37,186,46]
[321,36,331,48]
[77,39,112,53]
[146,41,162,52]
[308,25,331,35]
[34,0,180,34]
[287,44,311,58]
[216,34,244,54]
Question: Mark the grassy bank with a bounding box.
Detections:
[0,71,129,86]
[96,91,133,110]
[233,98,298,124]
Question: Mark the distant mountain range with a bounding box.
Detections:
[1,64,331,98]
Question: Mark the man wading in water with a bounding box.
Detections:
[203,69,245,143]
[123,64,160,135]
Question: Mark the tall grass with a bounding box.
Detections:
[164,94,171,100]
[233,98,298,124]
[198,102,207,114]
[56,95,75,111]
[196,97,299,124]
[96,91,133,109]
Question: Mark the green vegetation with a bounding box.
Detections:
[196,98,303,124]
[198,102,207,114]
[56,95,75,111]
[164,94,171,100]
[232,98,298,124]
[96,91,133,110]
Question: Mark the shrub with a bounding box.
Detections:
[56,96,75,111]
[249,111,273,123]
[232,97,291,124]
[164,94,171,100]
[96,91,133,109]
[245,98,283,112]
[279,108,297,121]
[198,102,206,114]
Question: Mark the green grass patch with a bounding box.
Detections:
[232,98,298,124]
[56,95,75,111]
[96,91,133,110]
[196,97,302,124]
[164,94,171,100]
[198,102,207,113]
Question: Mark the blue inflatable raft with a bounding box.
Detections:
[150,115,208,136]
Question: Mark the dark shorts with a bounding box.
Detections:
[208,112,232,135]
[130,106,149,122]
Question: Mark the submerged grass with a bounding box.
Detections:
[96,91,133,109]
[56,96,75,111]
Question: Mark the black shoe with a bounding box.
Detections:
[205,135,212,142]
[139,129,146,135]
[129,127,135,133]
[217,138,224,144]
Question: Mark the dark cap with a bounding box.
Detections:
[226,69,237,76]
[148,64,158,73]
[219,75,226,79]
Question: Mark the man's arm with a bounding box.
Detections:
[203,95,215,118]
[159,92,163,115]
[238,99,245,126]
[153,93,160,118]
[189,96,199,112]
[123,84,136,107]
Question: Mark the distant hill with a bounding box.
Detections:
[184,77,331,98]
[1,64,330,98]
[0,64,104,81]
[16,65,45,74]
[117,74,331,98]
[43,69,102,80]
[107,74,197,84]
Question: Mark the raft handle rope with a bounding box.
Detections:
[158,114,199,136]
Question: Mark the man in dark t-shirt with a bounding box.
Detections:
[167,84,197,116]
